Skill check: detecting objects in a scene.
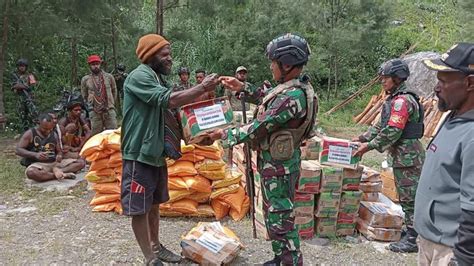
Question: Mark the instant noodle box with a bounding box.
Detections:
[180,97,235,144]
[319,137,361,169]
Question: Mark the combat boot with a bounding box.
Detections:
[263,256,281,266]
[387,227,418,253]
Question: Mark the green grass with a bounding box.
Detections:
[0,153,26,193]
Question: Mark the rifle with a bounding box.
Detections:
[240,91,257,239]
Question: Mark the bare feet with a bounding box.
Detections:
[53,167,64,180]
[63,173,76,180]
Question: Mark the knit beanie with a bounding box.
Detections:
[136,34,170,63]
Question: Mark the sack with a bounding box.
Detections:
[198,166,226,180]
[91,182,121,194]
[218,186,246,213]
[211,199,230,220]
[90,193,120,206]
[193,204,215,217]
[108,152,122,168]
[89,157,109,172]
[168,190,193,203]
[185,191,212,203]
[170,199,198,214]
[80,133,107,157]
[210,184,240,200]
[106,132,121,151]
[168,161,197,177]
[269,130,294,161]
[168,177,189,190]
[193,142,221,152]
[194,149,222,160]
[212,169,242,189]
[195,159,226,171]
[181,142,195,153]
[92,201,122,214]
[85,149,114,162]
[178,153,205,163]
[183,175,211,193]
[229,196,250,221]
[85,169,117,183]
[166,159,176,167]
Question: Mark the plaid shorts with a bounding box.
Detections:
[121,160,169,216]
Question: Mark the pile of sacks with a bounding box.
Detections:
[80,129,123,214]
[160,141,250,221]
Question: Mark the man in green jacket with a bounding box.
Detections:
[121,34,219,266]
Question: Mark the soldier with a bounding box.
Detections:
[113,63,128,109]
[173,67,192,92]
[193,69,215,102]
[81,55,118,135]
[211,33,318,266]
[11,58,39,131]
[353,59,425,253]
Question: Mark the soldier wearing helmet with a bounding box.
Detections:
[173,66,193,92]
[210,33,318,265]
[11,58,38,131]
[353,58,425,253]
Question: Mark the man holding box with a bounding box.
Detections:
[211,33,318,266]
[415,43,474,266]
[120,34,220,266]
[353,58,425,253]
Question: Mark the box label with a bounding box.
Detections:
[195,104,227,129]
[328,145,352,165]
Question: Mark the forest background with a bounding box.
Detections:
[0,0,473,132]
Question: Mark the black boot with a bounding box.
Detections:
[388,227,418,253]
[263,256,281,266]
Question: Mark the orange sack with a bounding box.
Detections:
[183,175,211,193]
[89,157,109,171]
[92,201,122,214]
[108,152,122,168]
[91,182,121,194]
[185,191,211,203]
[168,177,189,190]
[218,186,246,213]
[167,161,197,177]
[178,153,205,163]
[90,193,120,206]
[170,199,198,214]
[229,196,250,221]
[80,133,107,157]
[211,198,230,220]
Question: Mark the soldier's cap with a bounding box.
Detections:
[235,66,247,74]
[423,43,474,74]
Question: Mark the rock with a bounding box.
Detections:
[86,248,96,256]
[370,241,390,253]
[0,205,7,210]
[53,196,77,200]
[403,52,440,98]
[27,199,37,203]
[304,237,330,247]
[2,206,38,215]
[345,235,361,244]
[25,172,87,193]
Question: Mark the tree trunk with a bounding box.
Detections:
[327,55,332,101]
[334,50,338,98]
[156,0,164,35]
[0,0,10,122]
[111,16,117,70]
[71,37,78,87]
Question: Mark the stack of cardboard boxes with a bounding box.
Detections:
[356,201,403,241]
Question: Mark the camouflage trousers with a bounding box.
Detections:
[17,96,38,131]
[393,165,422,228]
[261,171,303,265]
[90,109,118,135]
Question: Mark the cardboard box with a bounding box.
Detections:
[181,222,242,265]
[342,166,363,191]
[339,191,362,214]
[358,201,403,229]
[320,167,343,193]
[336,222,356,236]
[357,218,401,242]
[381,168,399,203]
[315,192,340,218]
[361,167,381,182]
[294,193,315,217]
[296,219,315,240]
[180,97,235,144]
[315,217,337,237]
[319,137,361,169]
[359,181,383,193]
[298,160,322,194]
[337,212,358,224]
[362,192,380,202]
[301,136,321,160]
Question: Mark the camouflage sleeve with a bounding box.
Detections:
[223,88,306,147]
[359,119,381,142]
[367,96,410,152]
[239,82,264,105]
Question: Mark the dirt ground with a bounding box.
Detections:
[0,134,418,265]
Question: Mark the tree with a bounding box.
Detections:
[0,0,10,124]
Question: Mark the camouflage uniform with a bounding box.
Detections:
[359,83,425,227]
[11,71,38,131]
[223,77,313,266]
[172,82,192,92]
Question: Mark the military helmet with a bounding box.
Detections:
[266,33,310,66]
[379,59,410,80]
[116,64,126,71]
[178,67,190,75]
[16,58,28,67]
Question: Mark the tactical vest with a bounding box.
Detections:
[254,76,318,160]
[381,90,424,139]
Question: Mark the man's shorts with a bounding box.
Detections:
[25,158,78,175]
[121,160,169,216]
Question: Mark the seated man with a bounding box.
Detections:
[16,113,85,182]
[58,101,92,159]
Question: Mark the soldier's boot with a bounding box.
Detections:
[263,256,281,266]
[387,227,418,253]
